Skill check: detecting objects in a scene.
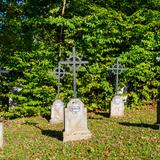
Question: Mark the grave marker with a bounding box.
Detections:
[107,59,127,117]
[60,47,91,141]
[50,99,64,124]
[63,98,92,142]
[60,47,89,97]
[49,64,68,123]
[49,63,68,98]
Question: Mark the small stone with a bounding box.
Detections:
[50,99,64,124]
[110,95,125,117]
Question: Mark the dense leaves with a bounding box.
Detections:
[0,0,160,117]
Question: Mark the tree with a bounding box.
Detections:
[0,0,160,118]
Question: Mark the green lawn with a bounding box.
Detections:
[0,107,160,160]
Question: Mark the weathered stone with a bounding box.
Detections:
[110,95,125,117]
[50,99,64,124]
[63,98,92,142]
[0,122,3,149]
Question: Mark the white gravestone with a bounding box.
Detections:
[50,99,64,124]
[0,122,3,149]
[110,95,125,117]
[63,98,92,142]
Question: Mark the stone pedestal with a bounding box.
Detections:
[157,100,160,124]
[110,95,125,117]
[0,122,3,149]
[63,98,92,142]
[50,99,64,124]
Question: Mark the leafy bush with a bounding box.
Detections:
[0,0,160,118]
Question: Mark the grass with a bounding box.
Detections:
[0,106,160,160]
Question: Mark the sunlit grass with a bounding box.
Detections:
[0,106,160,160]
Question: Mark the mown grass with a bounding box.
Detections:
[0,106,160,160]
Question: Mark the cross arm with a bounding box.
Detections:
[107,68,128,70]
[156,57,160,60]
[59,61,89,65]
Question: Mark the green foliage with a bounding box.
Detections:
[0,0,160,117]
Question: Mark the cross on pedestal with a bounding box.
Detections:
[0,67,9,76]
[49,63,68,98]
[107,59,127,95]
[60,47,89,98]
[156,57,160,61]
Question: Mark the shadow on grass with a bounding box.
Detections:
[24,121,63,141]
[94,112,110,118]
[41,130,63,141]
[42,115,50,122]
[97,112,110,118]
[119,122,159,130]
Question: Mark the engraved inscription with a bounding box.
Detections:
[114,97,121,105]
[70,104,80,112]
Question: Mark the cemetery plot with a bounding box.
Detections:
[49,64,68,124]
[0,107,159,159]
[107,59,127,117]
[59,47,91,142]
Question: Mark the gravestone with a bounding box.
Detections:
[50,99,64,124]
[49,64,68,124]
[0,122,3,150]
[107,59,127,117]
[110,95,125,117]
[63,98,92,142]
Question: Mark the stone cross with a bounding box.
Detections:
[107,59,127,95]
[49,63,68,98]
[0,67,9,76]
[60,47,89,98]
[157,57,160,61]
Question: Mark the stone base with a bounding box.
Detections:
[50,119,63,124]
[63,130,92,142]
